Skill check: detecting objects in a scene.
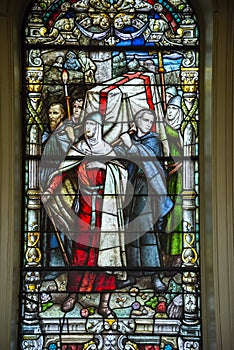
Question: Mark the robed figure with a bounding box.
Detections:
[41,112,127,318]
[114,109,173,292]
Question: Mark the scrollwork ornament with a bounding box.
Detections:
[182,51,195,67]
[26,247,42,264]
[124,341,139,350]
[178,338,200,350]
[184,340,199,350]
[21,336,43,350]
[29,49,42,66]
[83,340,98,350]
[182,247,198,265]
[86,319,105,333]
[117,319,135,334]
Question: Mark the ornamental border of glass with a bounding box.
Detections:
[20,1,201,349]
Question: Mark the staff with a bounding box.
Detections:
[158,51,167,113]
[62,69,71,119]
[46,205,70,266]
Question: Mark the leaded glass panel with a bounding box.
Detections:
[20,1,200,349]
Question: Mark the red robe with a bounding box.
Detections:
[49,163,116,292]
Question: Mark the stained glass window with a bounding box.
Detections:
[20,1,200,349]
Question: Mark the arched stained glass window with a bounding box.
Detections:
[20,1,200,349]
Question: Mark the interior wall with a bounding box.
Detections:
[0,0,233,349]
[210,1,234,348]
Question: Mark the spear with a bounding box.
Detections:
[158,51,167,113]
[62,69,71,119]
